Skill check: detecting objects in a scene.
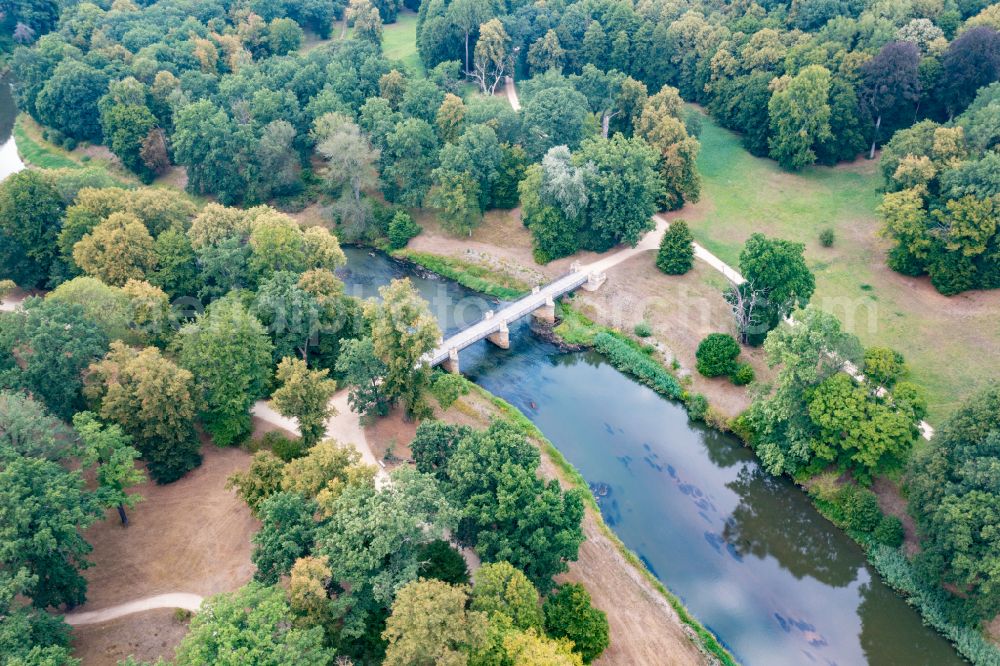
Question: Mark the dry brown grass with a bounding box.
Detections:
[71,608,190,666]
[72,442,258,664]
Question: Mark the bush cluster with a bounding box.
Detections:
[592,332,682,399]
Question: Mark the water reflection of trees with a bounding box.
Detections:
[857,576,964,666]
[699,427,751,469]
[722,465,864,587]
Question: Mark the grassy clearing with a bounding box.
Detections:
[687,111,1000,424]
[15,114,140,188]
[381,11,422,75]
[391,249,530,299]
[14,116,80,170]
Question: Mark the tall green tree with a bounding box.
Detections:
[35,60,108,141]
[174,298,274,446]
[272,357,337,448]
[364,279,440,417]
[656,220,695,275]
[336,337,391,419]
[521,85,592,159]
[575,135,662,252]
[72,412,145,525]
[742,307,863,476]
[174,583,335,666]
[767,65,832,170]
[381,118,439,207]
[543,583,609,664]
[730,233,816,344]
[908,385,1000,621]
[439,421,585,591]
[0,298,108,419]
[0,456,100,608]
[85,342,201,484]
[314,468,455,649]
[252,491,318,585]
[0,169,64,287]
[382,579,489,665]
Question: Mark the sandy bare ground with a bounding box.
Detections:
[71,442,257,663]
[78,443,258,610]
[367,393,712,665]
[71,608,191,666]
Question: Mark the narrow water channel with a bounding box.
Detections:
[339,247,963,666]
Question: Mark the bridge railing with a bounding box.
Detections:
[425,268,589,366]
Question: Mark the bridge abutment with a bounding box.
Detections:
[581,271,607,291]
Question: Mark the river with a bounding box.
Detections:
[0,70,24,181]
[339,247,963,666]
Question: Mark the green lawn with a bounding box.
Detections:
[381,10,422,76]
[686,111,1000,424]
[14,116,81,170]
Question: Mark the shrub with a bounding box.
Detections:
[262,431,306,462]
[415,539,469,585]
[686,393,709,421]
[430,372,469,409]
[543,583,610,663]
[840,486,882,533]
[863,347,906,386]
[695,333,741,378]
[730,362,755,386]
[387,210,422,249]
[634,321,652,337]
[819,228,835,247]
[874,515,905,548]
[892,381,927,420]
[656,220,695,275]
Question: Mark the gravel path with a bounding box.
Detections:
[65,593,203,626]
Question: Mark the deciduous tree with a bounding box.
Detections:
[272,358,337,447]
[85,342,201,483]
[174,298,274,446]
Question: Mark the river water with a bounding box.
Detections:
[0,71,24,180]
[340,247,963,666]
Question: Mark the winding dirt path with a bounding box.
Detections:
[252,390,389,486]
[65,593,203,626]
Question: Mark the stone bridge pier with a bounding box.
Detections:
[442,347,460,374]
[529,288,556,324]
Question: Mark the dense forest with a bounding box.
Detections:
[6,0,998,292]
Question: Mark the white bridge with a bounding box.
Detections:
[426,261,606,373]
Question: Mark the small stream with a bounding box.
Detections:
[340,247,964,666]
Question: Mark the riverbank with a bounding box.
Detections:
[548,294,1000,664]
[394,230,993,662]
[365,374,735,666]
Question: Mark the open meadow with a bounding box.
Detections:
[683,113,1000,424]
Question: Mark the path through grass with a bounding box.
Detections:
[686,111,1000,423]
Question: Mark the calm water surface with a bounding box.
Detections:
[0,70,24,181]
[341,247,963,666]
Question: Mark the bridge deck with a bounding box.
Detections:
[426,269,589,366]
